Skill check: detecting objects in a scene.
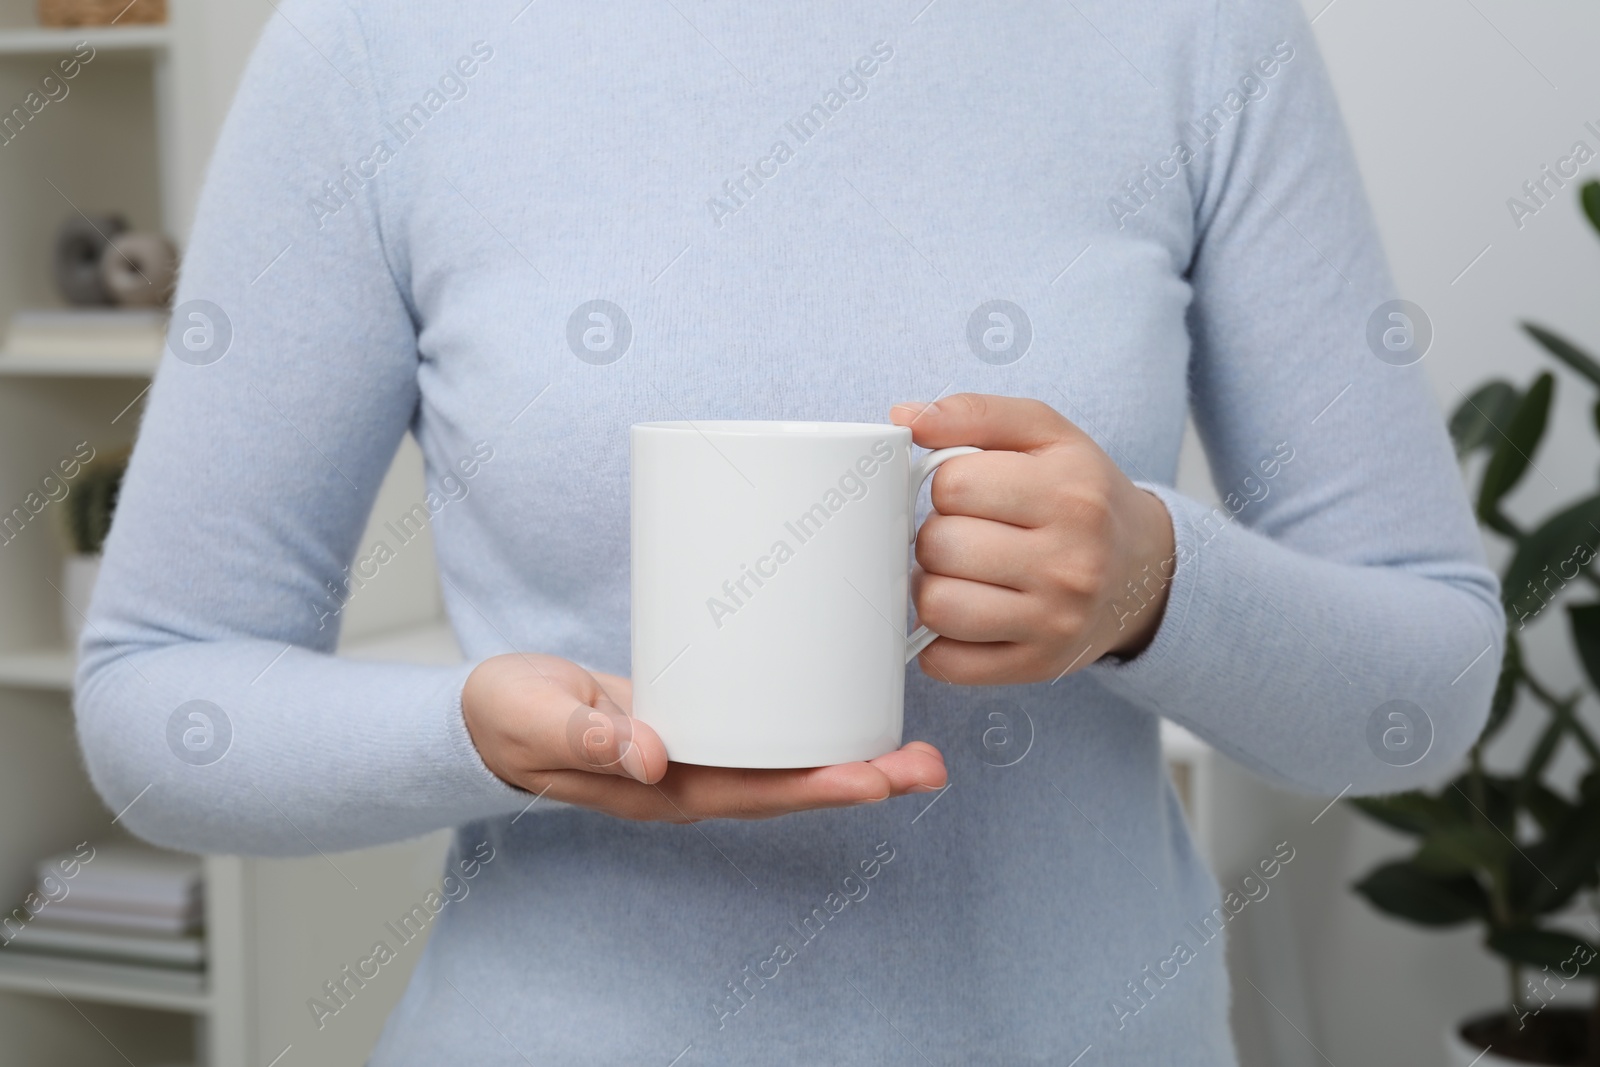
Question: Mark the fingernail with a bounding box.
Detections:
[618,739,649,783]
[892,401,940,419]
[908,783,943,793]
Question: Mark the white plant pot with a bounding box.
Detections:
[1445,1018,1536,1066]
[61,553,101,649]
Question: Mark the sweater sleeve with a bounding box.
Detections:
[1082,0,1504,796]
[73,0,529,855]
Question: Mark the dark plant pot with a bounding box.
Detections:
[1451,1009,1595,1066]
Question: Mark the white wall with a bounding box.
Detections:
[1196,2,1600,1065]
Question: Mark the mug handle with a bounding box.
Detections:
[905,446,983,663]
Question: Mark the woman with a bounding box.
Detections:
[77,0,1500,1062]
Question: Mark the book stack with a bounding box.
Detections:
[5,842,203,972]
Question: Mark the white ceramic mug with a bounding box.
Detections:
[631,420,979,768]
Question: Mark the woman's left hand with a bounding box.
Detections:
[891,393,1177,685]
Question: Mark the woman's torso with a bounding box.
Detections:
[358,1,1234,1062]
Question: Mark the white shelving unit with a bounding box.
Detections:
[0,349,159,376]
[0,5,456,1066]
[0,646,74,689]
[0,285,453,1067]
[0,23,169,55]
[0,951,207,1010]
[0,5,248,1059]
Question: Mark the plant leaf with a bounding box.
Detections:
[1502,493,1600,625]
[1480,634,1519,744]
[1353,861,1490,927]
[1524,324,1600,390]
[1413,825,1512,876]
[1570,605,1600,694]
[1582,179,1600,241]
[1487,928,1598,971]
[1447,773,1517,834]
[1523,782,1571,834]
[1520,713,1568,794]
[1517,789,1600,914]
[1477,372,1553,522]
[1450,381,1521,458]
[1350,793,1466,837]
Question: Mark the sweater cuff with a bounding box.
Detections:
[1082,482,1209,714]
[441,664,541,807]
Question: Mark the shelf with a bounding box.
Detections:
[0,24,169,56]
[0,310,164,377]
[0,949,206,1013]
[0,350,157,378]
[0,647,73,690]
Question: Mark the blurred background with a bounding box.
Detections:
[0,0,1596,1064]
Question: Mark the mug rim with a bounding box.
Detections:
[633,420,906,436]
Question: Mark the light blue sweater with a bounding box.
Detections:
[75,0,1502,1062]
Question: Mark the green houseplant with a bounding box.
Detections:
[1349,180,1600,1065]
[58,447,127,646]
[1351,179,1600,1066]
[63,446,127,557]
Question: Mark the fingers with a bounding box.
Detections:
[918,637,1062,686]
[467,658,951,823]
[915,513,1037,590]
[889,392,1083,455]
[913,570,1037,643]
[529,743,949,822]
[867,740,948,794]
[555,702,670,783]
[461,653,669,787]
[667,762,895,819]
[590,670,634,713]
[505,651,611,704]
[923,449,1059,528]
[669,745,947,819]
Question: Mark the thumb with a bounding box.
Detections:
[889,392,1082,455]
[506,655,667,783]
[556,696,668,784]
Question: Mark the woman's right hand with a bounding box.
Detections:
[461,654,948,823]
